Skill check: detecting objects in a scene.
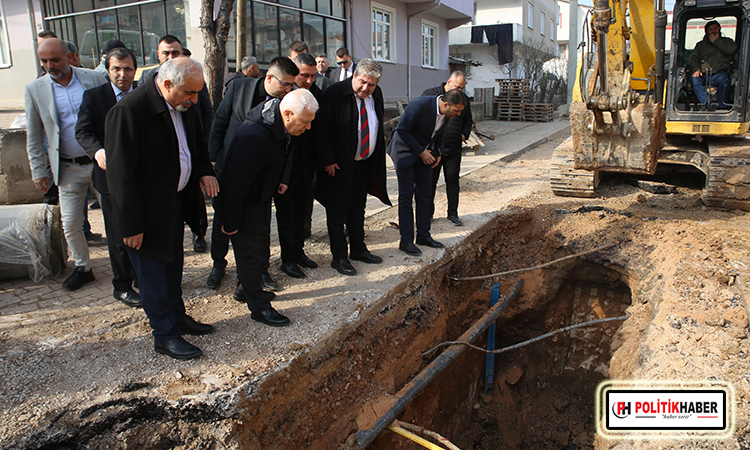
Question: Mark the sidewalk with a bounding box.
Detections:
[0,118,570,323]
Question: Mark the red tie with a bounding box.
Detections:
[359,99,370,158]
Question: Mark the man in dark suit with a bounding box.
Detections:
[139,35,213,253]
[218,89,319,326]
[387,90,466,256]
[206,57,299,293]
[75,47,141,308]
[223,55,261,94]
[316,58,391,276]
[274,53,323,279]
[105,57,219,360]
[421,71,473,226]
[327,47,357,83]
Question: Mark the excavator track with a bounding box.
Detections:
[704,136,750,211]
[550,137,600,198]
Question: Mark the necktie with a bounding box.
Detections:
[116,92,123,102]
[359,99,370,159]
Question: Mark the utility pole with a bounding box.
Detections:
[567,0,578,106]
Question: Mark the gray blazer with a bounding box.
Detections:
[24,67,107,183]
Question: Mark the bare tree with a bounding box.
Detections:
[201,0,236,110]
[514,36,555,95]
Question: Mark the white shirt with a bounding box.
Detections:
[52,71,88,159]
[355,95,378,161]
[432,95,446,138]
[339,66,353,81]
[155,78,192,191]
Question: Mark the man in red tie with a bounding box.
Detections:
[315,58,391,276]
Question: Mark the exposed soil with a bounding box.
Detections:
[2,128,750,450]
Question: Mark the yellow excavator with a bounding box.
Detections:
[550,0,750,210]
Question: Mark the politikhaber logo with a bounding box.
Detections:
[597,381,733,439]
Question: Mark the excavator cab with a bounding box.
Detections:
[665,3,749,132]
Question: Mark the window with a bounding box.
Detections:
[372,3,394,62]
[540,12,545,35]
[0,0,10,68]
[551,19,555,40]
[421,20,437,69]
[527,3,534,29]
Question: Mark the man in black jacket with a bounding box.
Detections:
[421,71,473,226]
[105,57,219,360]
[218,89,319,327]
[316,58,391,276]
[206,57,299,294]
[76,46,141,307]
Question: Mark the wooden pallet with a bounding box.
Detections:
[496,102,524,121]
[522,103,554,122]
[496,79,531,102]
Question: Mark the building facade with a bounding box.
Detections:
[0,0,471,108]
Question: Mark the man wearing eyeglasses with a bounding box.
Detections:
[206,57,299,295]
[327,47,357,82]
[76,46,142,307]
[139,35,214,254]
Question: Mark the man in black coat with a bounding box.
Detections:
[316,58,391,276]
[274,53,324,279]
[206,57,299,293]
[218,89,319,327]
[105,57,219,360]
[139,34,213,253]
[75,47,141,308]
[421,71,473,226]
[387,90,466,256]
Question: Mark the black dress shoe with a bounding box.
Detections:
[154,337,202,360]
[281,261,306,278]
[233,284,246,302]
[251,307,290,327]
[261,273,279,291]
[296,253,318,268]
[193,234,207,253]
[447,215,463,226]
[350,251,383,264]
[84,231,107,246]
[399,241,422,256]
[178,315,215,335]
[206,266,225,289]
[62,267,95,291]
[113,288,141,308]
[331,258,357,276]
[416,235,444,248]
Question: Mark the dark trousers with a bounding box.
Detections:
[231,202,274,313]
[396,159,433,243]
[430,150,462,218]
[325,161,369,260]
[209,205,230,270]
[126,199,185,343]
[275,174,315,263]
[101,192,136,291]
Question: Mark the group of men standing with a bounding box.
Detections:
[25,33,472,360]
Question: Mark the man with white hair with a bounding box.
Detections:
[105,57,219,360]
[218,89,319,327]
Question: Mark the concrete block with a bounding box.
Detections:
[0,128,43,205]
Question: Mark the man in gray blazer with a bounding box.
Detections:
[25,38,107,290]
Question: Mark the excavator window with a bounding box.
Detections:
[674,13,740,112]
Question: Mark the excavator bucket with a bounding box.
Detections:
[569,101,665,175]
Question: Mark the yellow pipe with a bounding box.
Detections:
[387,425,447,450]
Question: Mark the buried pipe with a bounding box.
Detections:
[353,279,524,449]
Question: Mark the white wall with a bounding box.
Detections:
[0,1,44,109]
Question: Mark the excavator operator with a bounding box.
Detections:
[689,20,737,110]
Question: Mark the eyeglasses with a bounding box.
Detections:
[271,73,294,88]
[337,59,350,66]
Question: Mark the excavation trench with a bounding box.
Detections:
[234,206,643,450]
